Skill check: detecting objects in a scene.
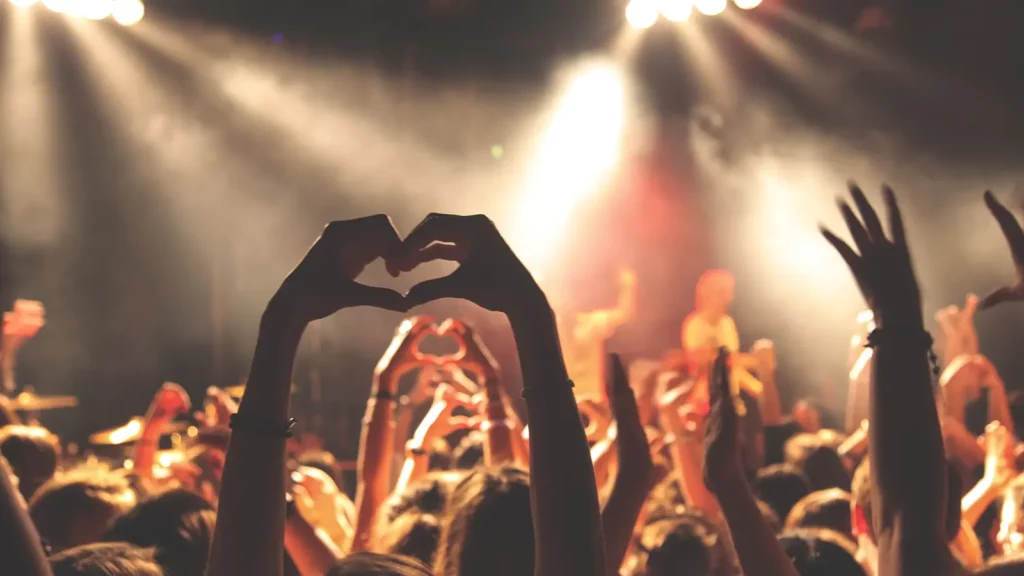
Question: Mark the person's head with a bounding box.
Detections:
[378,512,441,567]
[778,528,866,576]
[851,458,960,546]
[0,424,60,501]
[451,431,485,470]
[785,489,855,542]
[784,435,850,491]
[694,270,735,318]
[297,450,344,491]
[30,471,137,552]
[635,511,736,576]
[754,464,812,522]
[49,542,164,576]
[327,552,432,576]
[382,471,463,524]
[792,401,822,433]
[103,488,215,576]
[434,466,533,576]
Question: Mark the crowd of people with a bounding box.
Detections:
[3,187,1024,576]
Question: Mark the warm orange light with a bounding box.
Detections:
[625,0,659,29]
[694,0,727,16]
[9,0,39,7]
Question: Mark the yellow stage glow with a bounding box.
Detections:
[9,0,39,7]
[734,0,762,8]
[694,0,727,16]
[112,0,143,25]
[660,0,693,22]
[79,0,113,19]
[625,0,659,29]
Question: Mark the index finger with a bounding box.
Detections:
[985,191,1024,272]
[402,213,470,255]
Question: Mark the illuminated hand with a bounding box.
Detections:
[389,213,545,314]
[821,184,922,329]
[980,191,1024,310]
[270,215,408,323]
[438,318,499,383]
[150,382,191,421]
[374,316,438,389]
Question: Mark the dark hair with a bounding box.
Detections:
[784,434,850,491]
[754,464,812,522]
[636,512,737,576]
[327,552,432,576]
[379,512,441,567]
[383,471,464,524]
[104,488,215,576]
[49,542,164,576]
[451,431,485,470]
[852,458,960,543]
[778,528,865,576]
[0,424,60,501]
[434,466,533,576]
[784,489,854,542]
[30,471,136,552]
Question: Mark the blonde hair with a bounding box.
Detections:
[695,270,734,310]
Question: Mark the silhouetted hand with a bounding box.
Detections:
[980,191,1024,310]
[606,354,652,478]
[389,213,544,314]
[270,215,407,323]
[704,349,740,494]
[821,184,922,329]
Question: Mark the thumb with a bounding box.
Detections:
[348,284,409,312]
[406,273,463,309]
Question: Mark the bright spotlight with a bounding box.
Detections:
[660,0,693,21]
[734,0,762,8]
[79,0,113,19]
[111,0,143,25]
[9,0,39,7]
[694,0,727,16]
[625,0,659,29]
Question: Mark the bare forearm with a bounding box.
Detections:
[601,455,651,575]
[482,381,517,466]
[715,473,799,576]
[208,312,303,576]
[988,385,1014,438]
[511,306,605,576]
[352,395,395,552]
[0,460,51,576]
[759,369,783,425]
[285,514,343,576]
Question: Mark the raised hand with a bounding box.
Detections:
[821,184,921,329]
[438,318,499,382]
[389,214,544,314]
[374,316,438,388]
[703,348,741,493]
[980,191,1024,310]
[149,382,191,421]
[271,215,408,323]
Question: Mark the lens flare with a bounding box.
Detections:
[625,0,659,29]
[41,0,74,13]
[79,0,113,19]
[694,0,727,16]
[660,0,693,22]
[9,0,39,7]
[112,0,143,25]
[734,0,762,8]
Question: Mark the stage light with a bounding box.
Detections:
[80,0,113,19]
[9,0,39,7]
[734,0,762,8]
[625,0,659,29]
[112,0,143,25]
[694,0,727,16]
[660,0,693,22]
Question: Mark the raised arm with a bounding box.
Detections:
[352,316,434,552]
[207,216,408,576]
[822,185,951,575]
[0,456,51,576]
[978,191,1024,310]
[132,383,191,486]
[704,349,800,576]
[401,213,606,576]
[600,353,654,576]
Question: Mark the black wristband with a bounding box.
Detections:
[374,388,395,402]
[229,414,296,438]
[865,328,941,379]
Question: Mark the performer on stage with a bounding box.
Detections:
[557,268,637,402]
[681,269,763,415]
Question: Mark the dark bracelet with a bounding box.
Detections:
[374,388,396,402]
[408,446,428,457]
[522,379,575,399]
[229,414,297,438]
[865,328,941,379]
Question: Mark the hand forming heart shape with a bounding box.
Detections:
[269,213,547,325]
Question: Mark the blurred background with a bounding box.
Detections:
[1,0,1022,457]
